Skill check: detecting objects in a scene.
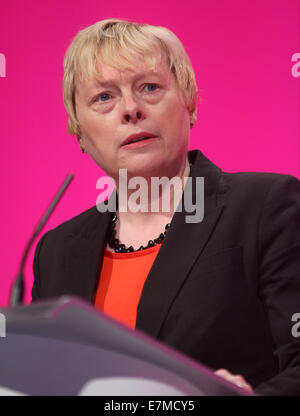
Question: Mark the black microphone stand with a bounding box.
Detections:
[10,174,74,306]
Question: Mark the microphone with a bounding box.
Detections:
[9,174,74,306]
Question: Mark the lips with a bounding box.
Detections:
[121,131,157,147]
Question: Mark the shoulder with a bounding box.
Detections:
[219,170,300,200]
[38,202,111,246]
[190,150,300,199]
[50,205,104,234]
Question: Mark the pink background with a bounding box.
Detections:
[0,0,299,306]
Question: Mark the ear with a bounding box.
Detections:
[76,129,83,145]
[190,113,197,128]
[188,96,197,128]
[76,133,86,154]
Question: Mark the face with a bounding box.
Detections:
[75,51,192,180]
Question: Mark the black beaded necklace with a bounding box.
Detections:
[108,161,192,253]
[108,213,171,253]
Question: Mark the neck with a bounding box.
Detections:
[115,157,190,227]
[106,157,191,252]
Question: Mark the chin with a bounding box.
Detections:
[127,163,157,175]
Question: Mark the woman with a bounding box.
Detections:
[32,19,300,395]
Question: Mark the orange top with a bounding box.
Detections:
[94,244,162,329]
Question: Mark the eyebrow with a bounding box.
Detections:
[91,71,164,89]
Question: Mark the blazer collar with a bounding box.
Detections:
[63,207,111,303]
[135,150,226,337]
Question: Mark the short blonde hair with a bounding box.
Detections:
[62,18,199,136]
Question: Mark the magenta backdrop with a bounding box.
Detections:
[0,0,299,306]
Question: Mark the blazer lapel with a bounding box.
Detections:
[63,207,112,303]
[136,150,226,338]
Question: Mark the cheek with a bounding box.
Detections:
[78,112,108,142]
[159,102,189,134]
[158,93,188,122]
[164,106,190,150]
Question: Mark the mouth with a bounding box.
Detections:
[121,132,157,147]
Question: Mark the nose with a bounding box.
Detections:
[124,111,143,123]
[121,93,145,124]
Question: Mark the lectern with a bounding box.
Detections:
[0,296,253,395]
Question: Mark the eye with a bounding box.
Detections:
[143,83,159,92]
[95,92,111,102]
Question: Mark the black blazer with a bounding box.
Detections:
[32,150,300,395]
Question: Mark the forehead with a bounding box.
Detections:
[98,57,170,83]
[98,43,168,72]
[76,47,173,92]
